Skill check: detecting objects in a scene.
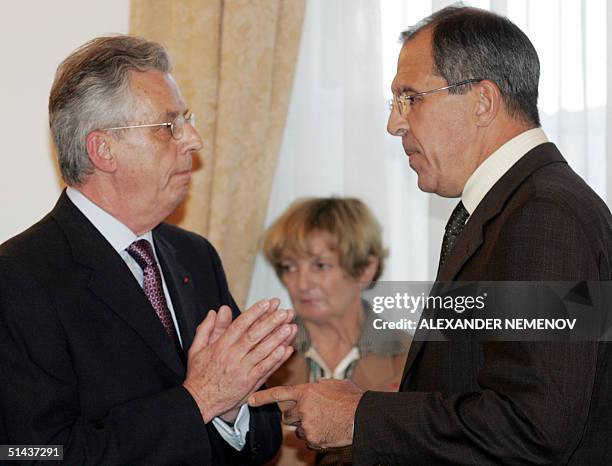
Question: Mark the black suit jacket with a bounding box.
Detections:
[0,191,281,465]
[353,143,612,465]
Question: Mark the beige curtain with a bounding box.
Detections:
[131,0,305,307]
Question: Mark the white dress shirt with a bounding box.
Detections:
[462,127,549,215]
[66,187,249,450]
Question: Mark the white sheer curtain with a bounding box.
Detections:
[247,0,610,307]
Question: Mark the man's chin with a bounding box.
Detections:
[416,176,435,194]
[158,188,190,222]
[174,188,190,209]
[417,180,461,198]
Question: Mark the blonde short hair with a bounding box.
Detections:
[262,197,387,282]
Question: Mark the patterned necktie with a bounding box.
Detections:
[439,201,469,268]
[127,239,180,348]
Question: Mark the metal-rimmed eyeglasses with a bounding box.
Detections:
[388,79,483,117]
[102,111,196,140]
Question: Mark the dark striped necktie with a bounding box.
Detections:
[439,201,469,268]
[127,239,180,348]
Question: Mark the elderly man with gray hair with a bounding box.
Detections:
[0,35,296,465]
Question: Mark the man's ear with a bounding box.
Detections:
[359,255,380,289]
[474,79,501,127]
[85,131,117,173]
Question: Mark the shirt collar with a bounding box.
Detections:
[304,345,360,380]
[462,127,549,215]
[66,187,153,252]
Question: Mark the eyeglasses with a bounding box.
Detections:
[102,112,196,140]
[388,79,482,117]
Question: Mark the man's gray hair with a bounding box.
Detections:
[49,35,171,186]
[402,5,540,127]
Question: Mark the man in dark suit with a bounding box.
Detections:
[0,35,297,465]
[250,6,612,464]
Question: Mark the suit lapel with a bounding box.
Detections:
[399,279,456,385]
[51,192,185,377]
[400,143,568,388]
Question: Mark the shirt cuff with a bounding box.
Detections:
[211,404,250,451]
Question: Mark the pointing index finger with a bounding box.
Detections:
[248,384,302,407]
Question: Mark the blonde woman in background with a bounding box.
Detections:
[262,197,410,466]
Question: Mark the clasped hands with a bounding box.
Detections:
[183,298,297,423]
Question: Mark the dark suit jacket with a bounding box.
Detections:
[353,143,612,465]
[0,191,281,465]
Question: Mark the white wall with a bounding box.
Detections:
[0,1,130,242]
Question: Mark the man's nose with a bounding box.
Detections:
[184,118,204,152]
[387,106,409,137]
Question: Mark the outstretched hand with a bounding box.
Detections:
[249,379,363,449]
